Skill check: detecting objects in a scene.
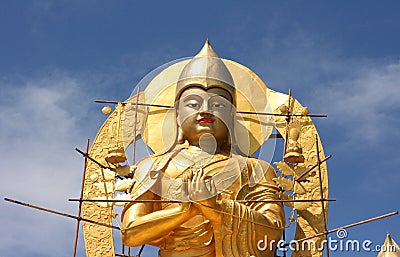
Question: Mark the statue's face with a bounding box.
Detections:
[177,86,233,145]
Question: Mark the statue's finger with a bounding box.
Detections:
[198,168,204,181]
[182,179,188,195]
[193,171,201,191]
[210,179,217,195]
[187,179,193,196]
[182,173,188,182]
[187,169,193,181]
[194,168,201,182]
[194,180,200,193]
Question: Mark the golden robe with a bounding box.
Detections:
[122,146,285,257]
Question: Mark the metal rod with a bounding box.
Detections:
[75,148,110,170]
[94,100,327,117]
[137,244,146,256]
[237,111,327,117]
[132,87,140,165]
[295,211,398,243]
[115,254,136,257]
[295,155,332,182]
[120,198,286,230]
[315,136,329,257]
[68,198,336,203]
[95,100,174,109]
[240,199,336,203]
[283,228,287,257]
[283,88,292,156]
[72,139,90,257]
[4,198,120,230]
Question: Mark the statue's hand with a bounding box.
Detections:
[188,168,222,224]
[188,168,216,206]
[179,170,198,216]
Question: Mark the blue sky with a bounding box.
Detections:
[1,1,399,257]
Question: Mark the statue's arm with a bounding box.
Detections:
[121,189,199,246]
[236,162,285,230]
[121,156,199,246]
[220,192,285,238]
[218,159,285,256]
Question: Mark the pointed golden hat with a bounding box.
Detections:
[176,40,235,102]
[377,234,400,257]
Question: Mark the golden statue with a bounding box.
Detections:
[79,40,329,257]
[121,41,285,256]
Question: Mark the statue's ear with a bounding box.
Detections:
[175,104,183,127]
[176,112,181,127]
[177,126,185,144]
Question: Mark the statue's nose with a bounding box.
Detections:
[199,100,210,113]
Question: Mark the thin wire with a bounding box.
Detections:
[137,244,146,256]
[72,139,90,257]
[315,135,330,257]
[112,213,122,230]
[132,86,140,165]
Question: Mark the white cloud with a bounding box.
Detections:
[0,74,91,257]
[315,61,400,145]
[0,45,179,256]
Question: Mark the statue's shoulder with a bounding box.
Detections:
[128,151,174,200]
[122,152,172,216]
[242,156,277,184]
[133,151,172,181]
[245,157,273,170]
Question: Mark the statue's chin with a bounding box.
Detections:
[198,133,217,151]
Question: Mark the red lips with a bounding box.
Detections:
[198,117,215,124]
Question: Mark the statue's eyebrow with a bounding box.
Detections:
[180,92,231,103]
[181,94,203,102]
[209,94,230,102]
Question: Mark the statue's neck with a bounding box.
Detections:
[187,144,220,156]
[184,133,227,156]
[186,137,224,156]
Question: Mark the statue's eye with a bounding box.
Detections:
[211,102,225,108]
[186,102,200,108]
